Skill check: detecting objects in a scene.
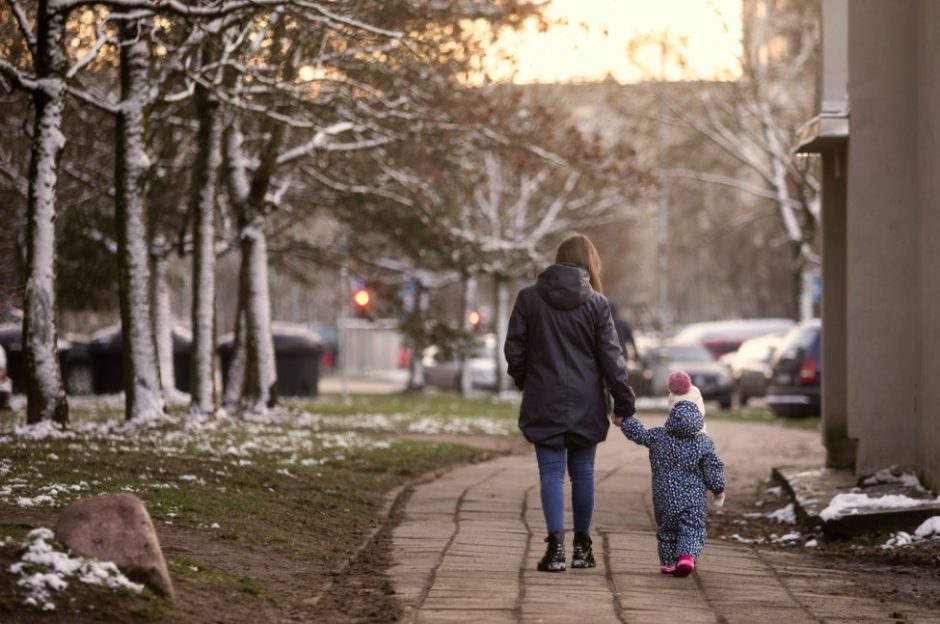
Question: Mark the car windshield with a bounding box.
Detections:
[665,346,713,362]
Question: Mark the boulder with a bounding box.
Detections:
[55,493,174,598]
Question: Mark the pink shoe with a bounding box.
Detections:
[673,555,695,577]
[659,562,676,574]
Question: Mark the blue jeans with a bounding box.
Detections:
[534,444,597,535]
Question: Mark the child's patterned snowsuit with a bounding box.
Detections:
[619,401,725,565]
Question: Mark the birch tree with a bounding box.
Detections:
[1,0,71,425]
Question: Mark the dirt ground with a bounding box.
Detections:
[0,433,522,624]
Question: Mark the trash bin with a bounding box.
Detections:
[90,324,193,394]
[62,333,93,395]
[0,323,72,394]
[218,322,323,397]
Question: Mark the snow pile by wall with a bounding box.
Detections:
[880,517,940,550]
[8,528,143,611]
[820,492,940,521]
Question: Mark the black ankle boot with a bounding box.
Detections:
[571,532,596,569]
[537,532,566,572]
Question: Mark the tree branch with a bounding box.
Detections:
[4,0,37,60]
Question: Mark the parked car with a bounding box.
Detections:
[423,334,497,391]
[728,333,784,406]
[672,318,795,359]
[0,344,11,409]
[766,320,821,418]
[645,342,733,409]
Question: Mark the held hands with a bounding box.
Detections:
[610,414,624,428]
[713,491,726,508]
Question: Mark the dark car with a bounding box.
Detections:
[729,333,784,406]
[646,342,733,409]
[766,320,821,418]
[672,318,795,360]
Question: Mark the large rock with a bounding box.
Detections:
[55,493,174,598]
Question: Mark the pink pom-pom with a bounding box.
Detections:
[667,370,692,395]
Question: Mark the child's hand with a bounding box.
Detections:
[610,415,624,427]
[713,492,726,507]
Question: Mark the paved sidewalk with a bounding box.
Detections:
[390,419,938,623]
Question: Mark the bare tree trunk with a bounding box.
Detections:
[23,1,69,426]
[223,124,278,411]
[240,220,276,410]
[222,297,247,409]
[115,18,164,421]
[189,75,223,416]
[458,274,476,396]
[406,283,427,392]
[150,246,177,401]
[492,275,510,395]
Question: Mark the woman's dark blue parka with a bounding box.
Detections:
[504,263,636,450]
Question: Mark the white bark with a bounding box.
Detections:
[150,249,176,397]
[115,18,164,421]
[190,80,223,416]
[458,274,477,396]
[23,3,68,426]
[242,222,276,411]
[493,276,510,394]
[222,305,247,408]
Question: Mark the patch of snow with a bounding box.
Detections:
[882,532,915,549]
[725,534,766,544]
[766,503,796,524]
[914,516,940,539]
[772,532,801,544]
[14,421,70,440]
[862,467,925,491]
[820,492,940,522]
[804,538,818,548]
[765,486,783,496]
[9,528,143,611]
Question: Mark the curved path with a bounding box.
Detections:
[390,418,937,623]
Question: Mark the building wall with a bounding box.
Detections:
[847,0,940,489]
[914,1,940,490]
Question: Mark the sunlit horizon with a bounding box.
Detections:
[479,0,743,84]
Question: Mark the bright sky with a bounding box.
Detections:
[482,0,742,83]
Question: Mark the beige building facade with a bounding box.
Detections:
[803,0,940,490]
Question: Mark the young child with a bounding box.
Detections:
[613,396,725,577]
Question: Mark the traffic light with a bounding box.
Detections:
[353,288,371,310]
[468,310,481,331]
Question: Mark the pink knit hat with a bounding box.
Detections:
[667,370,692,395]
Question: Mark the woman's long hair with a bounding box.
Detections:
[555,233,603,295]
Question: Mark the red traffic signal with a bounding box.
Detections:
[468,310,481,328]
[353,288,371,308]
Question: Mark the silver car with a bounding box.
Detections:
[422,334,497,391]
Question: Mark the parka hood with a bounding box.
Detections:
[536,264,594,310]
[665,400,704,438]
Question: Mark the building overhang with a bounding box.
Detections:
[795,112,850,154]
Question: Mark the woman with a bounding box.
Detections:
[504,233,636,572]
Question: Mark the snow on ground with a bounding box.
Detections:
[861,467,926,492]
[8,528,143,611]
[766,503,797,524]
[914,516,940,538]
[819,492,940,522]
[881,516,940,550]
[0,402,514,510]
